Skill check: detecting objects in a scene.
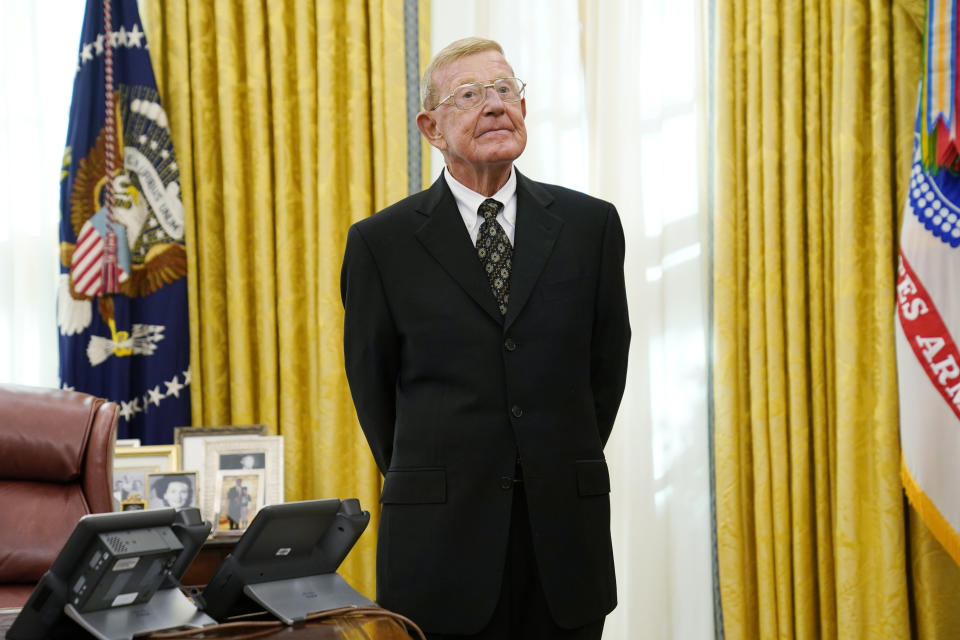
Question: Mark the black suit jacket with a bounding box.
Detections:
[340,169,630,634]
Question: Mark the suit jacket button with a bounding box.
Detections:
[500,477,512,490]
[504,338,517,351]
[511,405,523,418]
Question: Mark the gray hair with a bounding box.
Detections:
[420,37,507,111]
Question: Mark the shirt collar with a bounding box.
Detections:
[444,167,517,228]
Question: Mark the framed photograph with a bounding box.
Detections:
[212,470,265,532]
[120,498,146,511]
[115,438,141,447]
[197,435,283,525]
[175,425,267,472]
[218,452,266,470]
[146,471,199,510]
[115,444,179,472]
[113,469,149,507]
[113,445,179,511]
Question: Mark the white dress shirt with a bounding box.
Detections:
[444,167,517,246]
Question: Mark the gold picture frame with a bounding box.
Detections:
[120,498,147,511]
[113,444,180,511]
[115,444,180,470]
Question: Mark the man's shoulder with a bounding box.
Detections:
[518,174,616,219]
[351,186,437,236]
[545,183,611,207]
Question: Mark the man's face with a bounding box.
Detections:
[164,480,190,508]
[420,50,527,178]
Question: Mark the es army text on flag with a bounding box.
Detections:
[896,0,960,565]
[58,0,190,444]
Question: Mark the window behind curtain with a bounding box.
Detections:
[431,2,713,638]
[0,0,85,386]
[426,0,589,188]
[582,1,714,637]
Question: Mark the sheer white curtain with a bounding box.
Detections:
[430,2,713,637]
[582,1,713,637]
[427,1,589,188]
[0,0,84,387]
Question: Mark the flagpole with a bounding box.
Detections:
[102,0,120,294]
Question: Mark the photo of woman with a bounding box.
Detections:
[146,472,198,510]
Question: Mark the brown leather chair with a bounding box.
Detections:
[0,383,117,608]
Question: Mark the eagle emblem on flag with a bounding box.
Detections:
[58,87,186,355]
[58,0,191,444]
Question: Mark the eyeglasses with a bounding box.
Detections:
[431,77,526,111]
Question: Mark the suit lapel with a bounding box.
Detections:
[505,172,561,329]
[414,170,562,328]
[415,175,503,322]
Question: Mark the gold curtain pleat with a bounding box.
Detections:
[143,0,430,598]
[714,0,960,637]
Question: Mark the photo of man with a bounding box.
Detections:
[218,452,265,470]
[213,470,264,531]
[112,470,147,508]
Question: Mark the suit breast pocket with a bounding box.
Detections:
[539,274,590,301]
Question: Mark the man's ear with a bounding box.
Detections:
[417,111,447,151]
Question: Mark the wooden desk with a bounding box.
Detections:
[181,535,238,587]
[0,606,421,639]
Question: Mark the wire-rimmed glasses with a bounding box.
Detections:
[431,77,526,111]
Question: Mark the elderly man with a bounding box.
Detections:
[341,37,630,639]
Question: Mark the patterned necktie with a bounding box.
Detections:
[476,198,512,315]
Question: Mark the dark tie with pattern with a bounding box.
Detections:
[476,198,512,316]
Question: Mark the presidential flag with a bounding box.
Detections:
[58,0,190,444]
[896,0,960,565]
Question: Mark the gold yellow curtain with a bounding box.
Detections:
[713,0,960,637]
[142,0,430,597]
